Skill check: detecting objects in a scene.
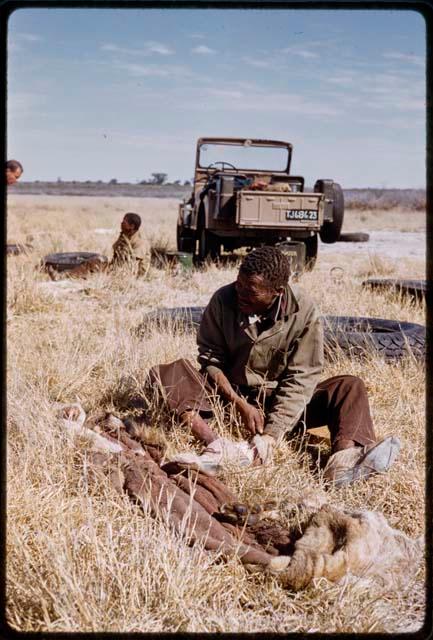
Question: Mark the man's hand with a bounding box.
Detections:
[236,399,264,435]
[251,434,275,465]
[208,370,264,435]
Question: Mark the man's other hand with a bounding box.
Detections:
[236,399,264,435]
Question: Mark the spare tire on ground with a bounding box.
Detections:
[137,306,204,334]
[362,278,427,302]
[322,315,425,361]
[41,251,108,272]
[6,243,33,256]
[137,307,425,362]
[338,232,370,242]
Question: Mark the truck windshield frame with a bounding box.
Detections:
[198,142,290,173]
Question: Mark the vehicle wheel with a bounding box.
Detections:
[322,315,425,361]
[304,235,318,270]
[6,243,33,256]
[176,224,196,253]
[137,308,426,362]
[135,306,205,336]
[41,251,108,272]
[198,227,220,262]
[319,182,345,244]
[362,278,427,302]
[339,232,370,242]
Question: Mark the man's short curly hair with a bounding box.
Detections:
[239,246,291,289]
[124,212,142,230]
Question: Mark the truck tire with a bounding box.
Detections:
[176,224,196,253]
[362,278,427,302]
[6,243,33,256]
[198,228,220,262]
[323,315,425,361]
[136,306,204,336]
[304,235,318,270]
[42,251,108,272]
[137,308,425,362]
[339,232,370,242]
[319,182,344,244]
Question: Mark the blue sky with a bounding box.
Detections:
[7,8,426,187]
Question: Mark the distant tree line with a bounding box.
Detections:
[54,174,192,186]
[136,173,191,186]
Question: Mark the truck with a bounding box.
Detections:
[177,137,344,270]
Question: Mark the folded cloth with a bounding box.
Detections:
[171,437,255,476]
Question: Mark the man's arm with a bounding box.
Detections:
[263,307,324,443]
[136,255,150,278]
[197,292,264,435]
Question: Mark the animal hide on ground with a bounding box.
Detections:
[55,403,423,590]
[269,505,423,591]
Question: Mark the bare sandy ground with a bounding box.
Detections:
[320,231,425,261]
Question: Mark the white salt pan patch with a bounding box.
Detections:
[94,228,115,235]
[320,231,425,260]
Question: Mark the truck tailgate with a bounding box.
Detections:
[237,191,323,228]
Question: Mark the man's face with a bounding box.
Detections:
[121,217,136,236]
[235,272,281,315]
[6,167,22,186]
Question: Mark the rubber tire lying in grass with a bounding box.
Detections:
[338,232,370,242]
[41,251,108,272]
[362,278,427,303]
[321,315,425,361]
[137,307,425,362]
[6,243,33,256]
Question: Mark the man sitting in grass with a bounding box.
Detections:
[150,245,400,485]
[48,212,150,279]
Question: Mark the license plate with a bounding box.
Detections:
[286,209,318,221]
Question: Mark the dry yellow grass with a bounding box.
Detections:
[6,195,426,633]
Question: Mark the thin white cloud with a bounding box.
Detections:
[146,41,174,55]
[384,51,424,67]
[325,75,354,86]
[8,31,44,52]
[281,46,319,59]
[365,95,425,112]
[101,41,174,56]
[114,61,193,78]
[15,32,44,43]
[191,45,216,55]
[101,44,143,55]
[356,115,424,129]
[322,65,425,116]
[242,56,270,69]
[207,88,244,99]
[199,87,341,117]
[189,33,206,40]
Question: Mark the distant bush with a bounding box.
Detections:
[344,188,426,211]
